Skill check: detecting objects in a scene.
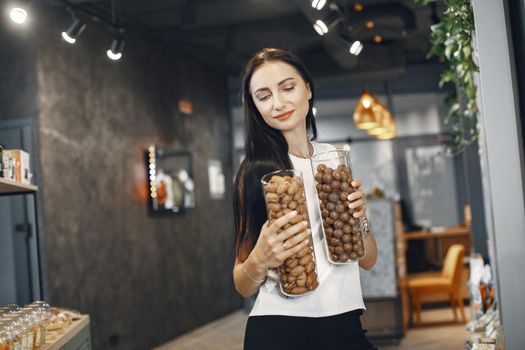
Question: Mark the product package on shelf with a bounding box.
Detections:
[464,257,504,350]
[2,149,31,184]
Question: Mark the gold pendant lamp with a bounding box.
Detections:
[368,102,395,136]
[354,91,379,130]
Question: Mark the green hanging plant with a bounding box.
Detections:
[415,0,480,154]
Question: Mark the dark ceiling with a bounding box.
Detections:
[42,0,445,79]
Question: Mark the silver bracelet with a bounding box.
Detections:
[359,216,371,238]
[243,262,266,284]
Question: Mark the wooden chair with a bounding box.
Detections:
[408,244,466,326]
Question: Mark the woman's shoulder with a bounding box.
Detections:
[311,141,337,154]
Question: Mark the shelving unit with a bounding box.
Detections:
[0,177,43,301]
[45,315,91,350]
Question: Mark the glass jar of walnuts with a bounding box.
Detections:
[261,169,319,296]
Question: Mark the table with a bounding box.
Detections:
[403,225,471,266]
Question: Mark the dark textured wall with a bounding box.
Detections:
[31,4,241,349]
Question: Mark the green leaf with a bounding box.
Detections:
[439,70,456,88]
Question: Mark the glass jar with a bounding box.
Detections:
[27,302,49,350]
[2,315,23,350]
[19,308,35,350]
[310,149,366,264]
[0,321,9,350]
[261,169,319,296]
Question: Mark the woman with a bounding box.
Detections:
[233,48,378,350]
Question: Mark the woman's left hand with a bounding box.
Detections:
[347,179,366,218]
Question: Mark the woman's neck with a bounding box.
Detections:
[283,128,313,158]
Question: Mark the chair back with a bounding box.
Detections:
[441,244,465,286]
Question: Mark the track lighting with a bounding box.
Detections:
[107,36,124,60]
[9,5,28,24]
[313,20,328,36]
[349,40,363,56]
[61,18,87,44]
[311,0,327,11]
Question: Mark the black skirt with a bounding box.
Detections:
[244,309,377,350]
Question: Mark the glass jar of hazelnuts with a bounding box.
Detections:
[261,169,319,297]
[310,150,366,264]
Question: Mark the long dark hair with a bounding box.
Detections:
[233,48,317,261]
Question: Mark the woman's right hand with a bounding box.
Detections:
[251,211,311,270]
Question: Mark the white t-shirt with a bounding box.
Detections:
[249,141,365,318]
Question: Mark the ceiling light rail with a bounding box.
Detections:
[57,0,125,61]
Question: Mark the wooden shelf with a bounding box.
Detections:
[45,315,90,350]
[0,177,38,194]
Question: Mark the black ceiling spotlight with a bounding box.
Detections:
[8,0,30,25]
[106,0,124,61]
[107,30,125,61]
[313,9,341,36]
[61,13,87,44]
[349,40,364,56]
[311,0,327,11]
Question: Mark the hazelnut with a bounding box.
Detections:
[323,173,333,184]
[339,253,349,262]
[336,203,345,213]
[330,238,342,247]
[328,193,339,203]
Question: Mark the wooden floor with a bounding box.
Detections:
[154,307,468,350]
